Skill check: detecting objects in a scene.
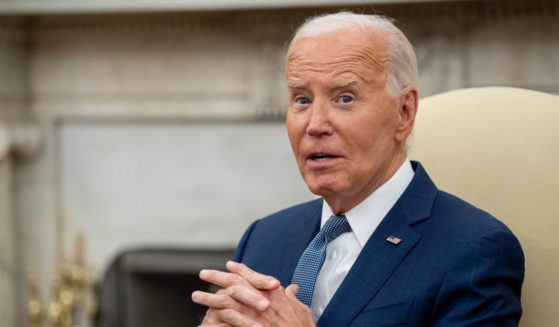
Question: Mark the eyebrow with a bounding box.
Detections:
[286,79,357,89]
[335,80,357,88]
[286,80,303,89]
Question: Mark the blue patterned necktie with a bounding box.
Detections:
[291,214,352,307]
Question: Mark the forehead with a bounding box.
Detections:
[286,29,389,85]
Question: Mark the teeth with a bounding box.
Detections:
[312,155,334,161]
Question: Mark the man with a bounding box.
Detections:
[192,12,524,326]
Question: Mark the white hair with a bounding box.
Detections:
[290,12,419,97]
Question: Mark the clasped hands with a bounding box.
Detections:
[191,261,315,327]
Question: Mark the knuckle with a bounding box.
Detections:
[244,270,258,280]
[215,295,231,307]
[202,309,219,323]
[225,286,236,297]
[219,309,236,322]
[226,273,241,283]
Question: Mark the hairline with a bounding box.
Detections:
[287,12,418,99]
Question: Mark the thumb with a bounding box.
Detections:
[285,284,300,299]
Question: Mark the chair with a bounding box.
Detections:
[410,87,559,326]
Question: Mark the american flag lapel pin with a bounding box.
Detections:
[386,235,402,245]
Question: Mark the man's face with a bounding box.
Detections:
[286,29,408,212]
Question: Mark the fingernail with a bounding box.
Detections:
[199,270,208,278]
[268,279,279,288]
[257,299,269,311]
[252,324,263,327]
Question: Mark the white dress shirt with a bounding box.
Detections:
[310,160,415,321]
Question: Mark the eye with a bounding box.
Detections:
[337,95,354,104]
[295,97,311,105]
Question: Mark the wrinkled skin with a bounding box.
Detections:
[285,29,416,214]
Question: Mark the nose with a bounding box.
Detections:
[305,100,333,137]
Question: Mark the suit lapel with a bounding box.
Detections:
[276,200,322,287]
[317,162,438,326]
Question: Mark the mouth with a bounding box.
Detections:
[307,152,341,162]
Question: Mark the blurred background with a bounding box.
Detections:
[0,0,557,326]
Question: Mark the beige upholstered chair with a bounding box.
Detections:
[410,87,559,326]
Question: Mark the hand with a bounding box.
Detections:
[224,262,315,327]
[193,261,279,326]
[254,284,315,327]
[192,261,315,327]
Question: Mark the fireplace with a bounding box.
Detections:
[97,248,234,327]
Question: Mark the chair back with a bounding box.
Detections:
[411,87,559,326]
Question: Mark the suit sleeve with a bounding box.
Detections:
[431,227,525,326]
[232,220,258,263]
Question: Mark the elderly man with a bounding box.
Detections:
[192,12,524,326]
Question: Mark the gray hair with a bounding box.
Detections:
[289,12,419,97]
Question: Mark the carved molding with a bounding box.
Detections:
[0,121,40,327]
[1,0,558,17]
[32,12,297,35]
[20,0,557,120]
[0,122,41,160]
[0,154,16,327]
[0,17,27,36]
[9,1,550,33]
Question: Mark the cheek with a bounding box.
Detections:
[286,112,305,138]
[350,128,382,154]
[353,114,399,153]
[286,119,302,156]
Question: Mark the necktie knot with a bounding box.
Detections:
[322,214,352,242]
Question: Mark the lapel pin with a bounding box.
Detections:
[386,235,402,245]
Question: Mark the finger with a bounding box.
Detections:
[200,308,224,325]
[198,324,230,327]
[226,261,280,290]
[285,284,300,300]
[199,269,270,311]
[218,309,263,327]
[192,291,242,310]
[225,284,270,311]
[200,269,244,288]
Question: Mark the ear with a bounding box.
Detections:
[395,87,418,143]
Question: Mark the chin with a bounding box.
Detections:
[305,180,339,199]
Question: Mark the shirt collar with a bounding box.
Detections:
[321,159,415,247]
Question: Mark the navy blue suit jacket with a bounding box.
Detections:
[233,162,524,326]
